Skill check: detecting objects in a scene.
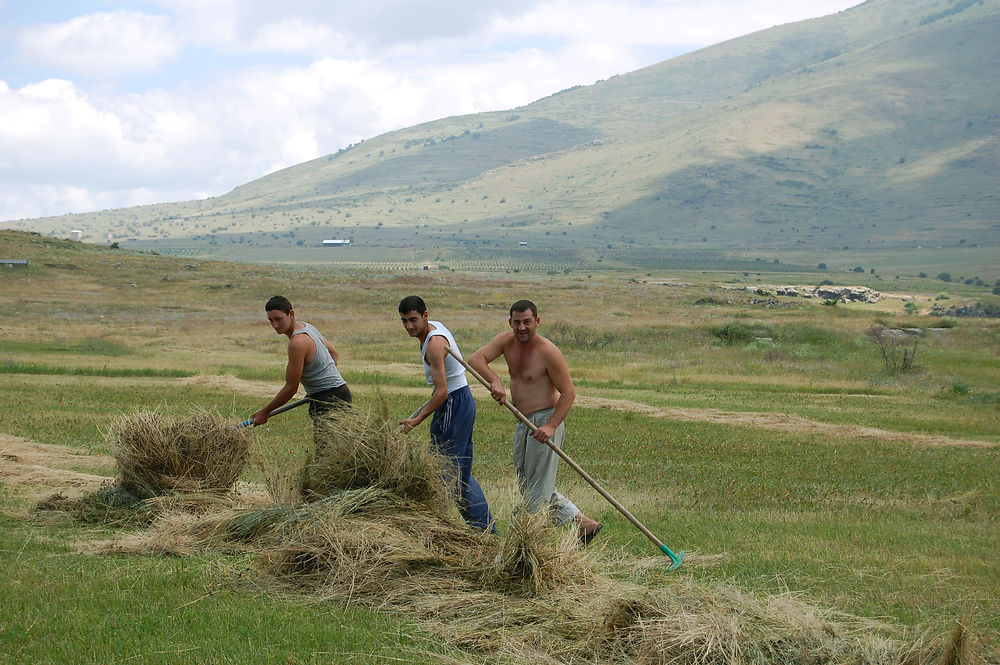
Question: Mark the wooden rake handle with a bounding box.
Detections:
[445,345,683,568]
[238,397,309,428]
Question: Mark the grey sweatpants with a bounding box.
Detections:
[513,407,580,526]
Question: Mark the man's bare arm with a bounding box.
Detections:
[533,341,576,442]
[467,332,512,403]
[399,336,450,433]
[324,337,340,365]
[253,334,309,425]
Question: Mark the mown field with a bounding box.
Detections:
[1,230,998,664]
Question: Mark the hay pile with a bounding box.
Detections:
[93,406,989,665]
[302,406,454,512]
[109,408,251,497]
[36,408,252,524]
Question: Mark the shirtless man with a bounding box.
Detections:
[468,299,602,544]
[252,295,351,430]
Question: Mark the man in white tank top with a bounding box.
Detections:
[398,295,495,533]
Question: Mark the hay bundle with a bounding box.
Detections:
[302,406,454,512]
[108,408,251,498]
[480,507,581,595]
[36,409,252,525]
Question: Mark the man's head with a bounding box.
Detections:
[265,295,293,314]
[509,299,540,343]
[509,299,537,318]
[398,295,427,315]
[398,295,430,339]
[265,295,295,336]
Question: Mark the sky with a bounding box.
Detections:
[0,0,861,223]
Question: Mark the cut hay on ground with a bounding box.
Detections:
[35,408,252,524]
[91,406,990,664]
[302,406,454,512]
[109,408,251,497]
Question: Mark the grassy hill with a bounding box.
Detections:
[6,0,999,277]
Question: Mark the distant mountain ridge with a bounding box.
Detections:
[9,0,999,274]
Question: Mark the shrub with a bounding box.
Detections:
[867,324,918,372]
[711,321,773,344]
[937,272,952,282]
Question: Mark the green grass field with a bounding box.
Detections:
[1,230,998,663]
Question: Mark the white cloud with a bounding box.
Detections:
[16,11,179,76]
[489,0,858,49]
[248,19,360,57]
[0,1,864,223]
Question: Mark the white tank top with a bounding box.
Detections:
[421,321,469,393]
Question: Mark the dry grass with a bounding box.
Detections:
[35,408,252,525]
[87,406,990,665]
[108,408,251,497]
[302,403,455,513]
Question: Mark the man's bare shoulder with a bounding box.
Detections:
[536,334,569,365]
[494,330,516,346]
[484,330,515,354]
[425,333,448,353]
[288,333,313,350]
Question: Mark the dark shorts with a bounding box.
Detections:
[307,383,352,419]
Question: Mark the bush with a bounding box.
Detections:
[710,321,773,344]
[867,324,918,372]
[937,272,952,282]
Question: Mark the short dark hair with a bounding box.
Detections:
[265,295,293,314]
[398,295,427,315]
[509,299,537,318]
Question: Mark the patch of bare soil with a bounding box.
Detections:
[178,374,276,397]
[0,433,114,501]
[576,397,997,449]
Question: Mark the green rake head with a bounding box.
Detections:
[661,544,685,571]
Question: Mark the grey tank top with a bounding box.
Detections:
[293,322,346,394]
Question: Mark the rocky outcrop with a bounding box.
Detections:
[814,286,880,303]
[720,284,882,303]
[931,302,1000,318]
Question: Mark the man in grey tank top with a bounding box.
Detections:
[252,296,351,429]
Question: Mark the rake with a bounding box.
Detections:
[446,345,683,570]
[237,397,309,428]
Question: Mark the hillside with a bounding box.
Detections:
[6,0,999,276]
